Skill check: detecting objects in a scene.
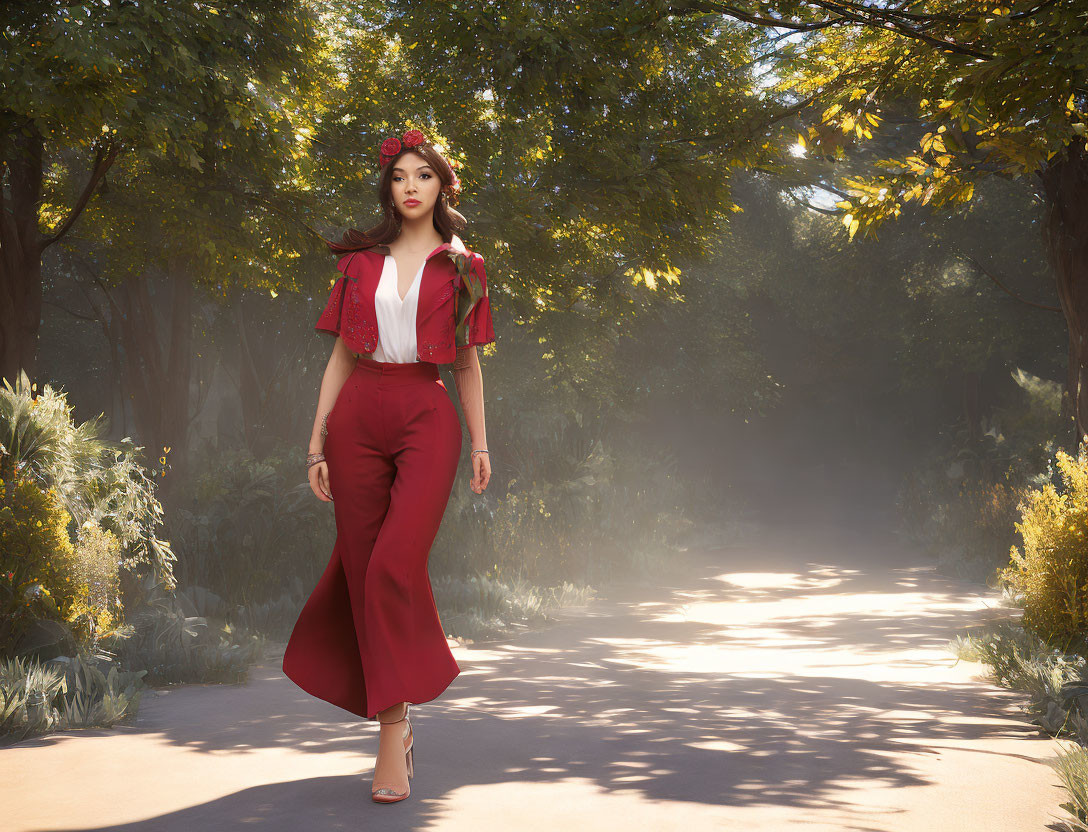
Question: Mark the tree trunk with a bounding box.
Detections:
[1,115,116,386]
[1039,142,1088,443]
[108,263,195,494]
[0,121,45,385]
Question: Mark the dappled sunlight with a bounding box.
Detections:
[4,0,1075,827]
[2,532,1061,831]
[711,570,851,590]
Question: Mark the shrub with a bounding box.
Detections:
[166,442,329,608]
[67,522,124,646]
[434,430,695,588]
[432,571,596,641]
[1052,742,1088,832]
[1000,441,1088,650]
[951,615,1088,832]
[106,574,265,685]
[0,475,126,655]
[0,476,79,653]
[0,369,178,603]
[0,653,146,743]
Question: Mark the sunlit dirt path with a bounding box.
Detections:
[3,522,1070,831]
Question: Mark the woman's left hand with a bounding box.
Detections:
[470,451,491,493]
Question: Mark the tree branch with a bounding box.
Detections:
[40,138,121,250]
[963,254,1060,311]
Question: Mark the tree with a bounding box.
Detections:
[0,0,327,390]
[332,0,796,421]
[1,1,335,483]
[669,0,1086,434]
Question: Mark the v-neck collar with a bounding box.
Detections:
[384,254,424,305]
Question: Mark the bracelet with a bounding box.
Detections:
[306,452,325,469]
[471,449,489,458]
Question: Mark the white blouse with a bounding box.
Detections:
[371,254,424,363]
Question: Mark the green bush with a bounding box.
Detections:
[1052,743,1088,832]
[105,573,265,685]
[951,614,1088,832]
[432,572,596,642]
[166,441,329,608]
[0,475,126,654]
[0,369,177,658]
[0,653,146,743]
[1000,441,1088,649]
[0,476,79,653]
[433,429,696,588]
[896,372,1065,583]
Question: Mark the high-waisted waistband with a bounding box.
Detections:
[353,355,440,383]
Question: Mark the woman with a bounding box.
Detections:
[282,128,495,804]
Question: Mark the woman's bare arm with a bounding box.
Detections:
[309,337,357,454]
[452,345,488,452]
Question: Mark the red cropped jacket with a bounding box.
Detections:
[314,238,496,365]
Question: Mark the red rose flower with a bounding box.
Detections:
[380,136,402,157]
[402,129,426,149]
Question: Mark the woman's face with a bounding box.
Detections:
[390,151,442,219]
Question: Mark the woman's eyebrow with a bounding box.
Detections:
[392,165,435,173]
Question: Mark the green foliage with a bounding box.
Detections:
[0,370,177,591]
[66,523,124,647]
[769,0,1088,237]
[432,572,596,643]
[0,1,333,278]
[52,652,147,731]
[0,476,79,653]
[305,0,788,420]
[0,653,146,744]
[1000,441,1088,649]
[1052,743,1088,832]
[897,439,1023,584]
[951,615,1088,738]
[0,469,126,654]
[896,366,1067,583]
[954,611,1088,831]
[106,574,264,685]
[166,442,330,607]
[433,420,694,588]
[229,580,308,643]
[0,654,68,741]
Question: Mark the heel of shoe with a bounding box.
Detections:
[406,745,414,779]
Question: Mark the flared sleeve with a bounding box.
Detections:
[455,252,496,349]
[315,252,360,337]
[315,275,349,337]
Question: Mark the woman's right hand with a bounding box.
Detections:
[309,460,333,502]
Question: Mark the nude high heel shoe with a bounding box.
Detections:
[371,703,414,803]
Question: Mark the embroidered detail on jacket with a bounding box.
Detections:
[345,278,378,351]
[435,277,457,306]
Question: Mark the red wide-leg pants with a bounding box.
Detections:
[283,356,463,721]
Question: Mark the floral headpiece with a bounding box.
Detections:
[378,128,462,205]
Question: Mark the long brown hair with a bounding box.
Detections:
[323,141,467,255]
